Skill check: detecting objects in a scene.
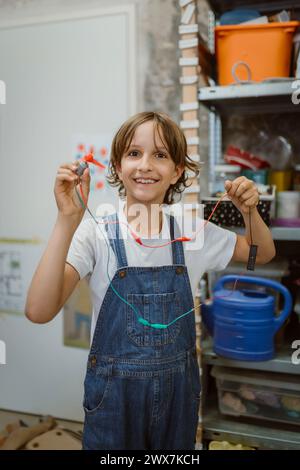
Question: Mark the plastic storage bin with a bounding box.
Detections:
[202,185,275,227]
[211,366,300,426]
[215,22,300,85]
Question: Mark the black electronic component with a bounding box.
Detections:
[247,244,258,271]
[75,161,89,177]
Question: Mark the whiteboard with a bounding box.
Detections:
[0,5,136,420]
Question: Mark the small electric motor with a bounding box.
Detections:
[75,161,89,177]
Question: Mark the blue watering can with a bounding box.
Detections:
[202,275,292,361]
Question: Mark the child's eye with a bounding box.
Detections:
[128,150,139,157]
[156,153,167,159]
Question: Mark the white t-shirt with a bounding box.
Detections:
[66,203,237,339]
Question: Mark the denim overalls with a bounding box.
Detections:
[82,213,201,450]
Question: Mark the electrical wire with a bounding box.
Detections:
[74,181,242,329]
[249,207,253,244]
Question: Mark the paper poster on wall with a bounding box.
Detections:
[71,134,113,193]
[0,238,43,315]
[63,278,92,349]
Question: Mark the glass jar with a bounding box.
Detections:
[212,164,241,195]
[277,191,300,219]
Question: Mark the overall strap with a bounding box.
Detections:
[104,213,128,268]
[169,215,185,265]
[104,212,185,267]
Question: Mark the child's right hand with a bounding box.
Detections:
[54,161,90,218]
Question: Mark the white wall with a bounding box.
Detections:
[0,4,136,421]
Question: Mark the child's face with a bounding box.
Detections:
[117,121,183,206]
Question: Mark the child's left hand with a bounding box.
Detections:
[224,177,259,214]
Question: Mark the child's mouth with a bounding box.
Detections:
[133,178,159,185]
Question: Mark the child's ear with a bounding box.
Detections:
[171,165,184,185]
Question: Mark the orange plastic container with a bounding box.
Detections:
[215,21,300,85]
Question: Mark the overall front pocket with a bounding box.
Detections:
[83,365,112,414]
[126,292,181,347]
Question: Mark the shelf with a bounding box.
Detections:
[202,339,300,374]
[203,406,300,450]
[227,225,300,241]
[198,81,300,115]
[207,0,300,16]
[271,226,300,240]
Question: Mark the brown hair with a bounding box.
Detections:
[106,111,200,204]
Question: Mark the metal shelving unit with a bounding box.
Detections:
[207,0,300,15]
[230,225,300,240]
[203,339,299,374]
[198,80,300,115]
[200,3,300,238]
[200,0,300,449]
[202,340,300,449]
[270,226,300,240]
[203,406,300,450]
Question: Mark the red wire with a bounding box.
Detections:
[77,179,242,299]
[77,153,231,248]
[77,154,231,248]
[76,158,242,300]
[78,181,230,248]
[126,191,229,248]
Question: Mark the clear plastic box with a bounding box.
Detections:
[211,366,300,426]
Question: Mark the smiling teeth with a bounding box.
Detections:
[135,179,158,184]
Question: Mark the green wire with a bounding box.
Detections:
[75,186,195,330]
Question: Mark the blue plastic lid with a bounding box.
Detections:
[220,9,261,26]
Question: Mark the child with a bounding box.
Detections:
[25,111,275,450]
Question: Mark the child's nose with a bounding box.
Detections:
[136,154,152,171]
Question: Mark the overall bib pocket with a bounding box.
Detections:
[126,292,181,346]
[83,364,113,415]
